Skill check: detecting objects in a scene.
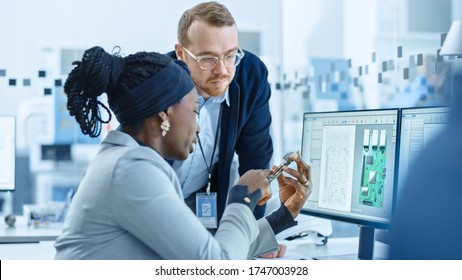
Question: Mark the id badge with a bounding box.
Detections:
[196,192,218,229]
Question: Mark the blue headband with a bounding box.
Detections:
[111,60,194,126]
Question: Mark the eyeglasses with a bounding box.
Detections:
[182,46,245,70]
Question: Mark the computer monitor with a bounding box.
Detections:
[300,109,400,259]
[41,144,72,162]
[0,116,16,191]
[398,106,450,188]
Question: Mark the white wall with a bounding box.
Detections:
[0,0,281,116]
[343,0,378,65]
[282,0,344,69]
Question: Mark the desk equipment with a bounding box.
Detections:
[300,109,400,259]
[0,215,62,244]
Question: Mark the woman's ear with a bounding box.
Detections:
[158,111,168,121]
[158,110,172,138]
[158,107,174,122]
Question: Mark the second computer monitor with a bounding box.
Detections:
[399,106,450,187]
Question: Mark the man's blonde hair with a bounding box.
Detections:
[177,1,236,47]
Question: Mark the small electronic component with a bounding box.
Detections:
[267,151,296,183]
[369,171,377,184]
[371,129,379,147]
[366,155,374,165]
[363,129,370,149]
[380,130,386,148]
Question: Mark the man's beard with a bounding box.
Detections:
[204,74,231,96]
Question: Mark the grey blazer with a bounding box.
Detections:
[54,130,278,259]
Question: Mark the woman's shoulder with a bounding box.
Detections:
[98,130,171,171]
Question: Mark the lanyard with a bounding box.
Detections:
[197,103,223,195]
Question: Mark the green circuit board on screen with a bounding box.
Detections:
[359,129,387,208]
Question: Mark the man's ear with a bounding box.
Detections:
[175,44,185,60]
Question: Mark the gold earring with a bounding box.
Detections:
[160,119,171,137]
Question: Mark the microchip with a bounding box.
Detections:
[366,156,374,165]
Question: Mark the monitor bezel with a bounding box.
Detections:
[300,108,401,230]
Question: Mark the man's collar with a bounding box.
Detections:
[198,89,230,107]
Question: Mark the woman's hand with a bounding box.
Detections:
[236,169,272,205]
[274,151,312,218]
[258,244,287,259]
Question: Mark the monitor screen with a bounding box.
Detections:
[41,144,72,161]
[300,109,400,259]
[398,106,450,188]
[0,116,16,191]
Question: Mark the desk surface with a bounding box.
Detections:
[283,236,389,260]
[1,216,386,259]
[0,216,63,244]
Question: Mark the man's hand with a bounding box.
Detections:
[274,151,312,218]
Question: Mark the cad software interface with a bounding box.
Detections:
[301,109,399,225]
[399,107,450,185]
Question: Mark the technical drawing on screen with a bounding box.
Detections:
[300,109,400,259]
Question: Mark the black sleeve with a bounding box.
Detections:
[265,204,298,235]
[227,185,262,211]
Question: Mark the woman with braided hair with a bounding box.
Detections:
[54,46,312,259]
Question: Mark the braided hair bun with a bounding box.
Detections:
[64,46,124,137]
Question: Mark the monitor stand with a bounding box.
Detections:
[313,226,375,260]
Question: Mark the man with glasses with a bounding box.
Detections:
[167,1,273,228]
